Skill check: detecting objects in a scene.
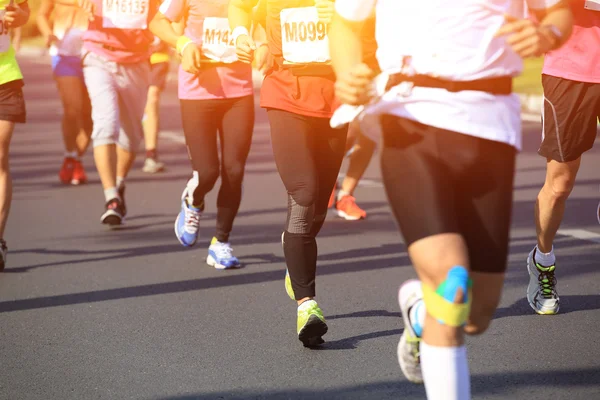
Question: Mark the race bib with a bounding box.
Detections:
[0,10,9,53]
[102,0,149,29]
[584,0,600,11]
[201,17,237,63]
[280,7,330,64]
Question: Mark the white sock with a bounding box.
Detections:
[535,245,555,266]
[65,151,77,159]
[104,187,120,203]
[186,171,203,208]
[409,299,426,337]
[116,176,125,189]
[421,342,471,400]
[337,190,350,201]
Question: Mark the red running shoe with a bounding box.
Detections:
[71,159,87,185]
[59,157,75,184]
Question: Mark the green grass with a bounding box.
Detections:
[514,57,544,95]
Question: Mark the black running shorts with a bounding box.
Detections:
[380,116,516,274]
[0,80,26,124]
[539,74,600,163]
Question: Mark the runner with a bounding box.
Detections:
[328,17,378,221]
[526,0,600,315]
[77,0,156,226]
[230,0,347,346]
[330,0,572,398]
[150,0,255,269]
[0,0,30,271]
[142,31,169,174]
[37,0,92,185]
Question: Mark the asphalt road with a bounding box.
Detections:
[1,52,599,400]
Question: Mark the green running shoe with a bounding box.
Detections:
[282,233,295,301]
[527,248,559,315]
[297,300,328,347]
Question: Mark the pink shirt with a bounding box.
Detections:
[82,0,157,63]
[543,0,600,83]
[159,0,253,100]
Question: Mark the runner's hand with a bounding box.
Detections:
[334,63,376,106]
[315,0,334,24]
[181,43,202,74]
[45,34,59,48]
[495,14,556,58]
[235,34,256,64]
[4,3,28,28]
[77,0,96,22]
[254,44,272,75]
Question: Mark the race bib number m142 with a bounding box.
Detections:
[102,0,149,29]
[280,7,330,64]
[201,17,237,63]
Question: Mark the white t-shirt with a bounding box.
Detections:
[334,0,561,150]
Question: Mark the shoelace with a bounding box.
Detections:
[213,243,234,260]
[184,206,200,233]
[537,268,557,299]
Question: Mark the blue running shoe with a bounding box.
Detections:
[174,188,201,247]
[207,237,242,269]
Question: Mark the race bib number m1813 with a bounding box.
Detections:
[280,7,330,64]
[0,10,10,53]
[102,0,149,29]
[201,17,237,63]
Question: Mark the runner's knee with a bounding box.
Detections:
[545,174,576,201]
[286,194,316,235]
[221,162,245,186]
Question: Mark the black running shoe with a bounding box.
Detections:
[118,184,127,217]
[101,198,125,226]
[0,239,7,272]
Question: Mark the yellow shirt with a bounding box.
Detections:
[0,0,27,86]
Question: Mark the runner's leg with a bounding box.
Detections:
[0,121,15,239]
[215,95,254,243]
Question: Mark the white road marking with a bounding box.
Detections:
[558,229,600,244]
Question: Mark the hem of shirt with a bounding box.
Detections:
[83,43,149,64]
[384,109,521,152]
[259,99,335,119]
[542,71,600,84]
[178,91,254,101]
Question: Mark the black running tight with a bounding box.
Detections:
[268,109,347,300]
[180,95,254,242]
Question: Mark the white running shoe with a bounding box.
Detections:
[142,157,165,174]
[398,280,424,383]
[527,248,560,315]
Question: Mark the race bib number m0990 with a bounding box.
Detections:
[280,7,330,64]
[102,0,149,29]
[0,10,10,53]
[201,17,237,63]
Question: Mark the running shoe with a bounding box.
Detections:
[174,188,201,247]
[0,239,7,272]
[142,157,165,174]
[336,194,367,220]
[398,280,424,383]
[527,248,559,315]
[101,198,125,226]
[297,299,328,347]
[207,237,242,269]
[118,183,127,217]
[59,157,75,184]
[71,160,87,185]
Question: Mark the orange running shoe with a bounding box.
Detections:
[59,157,75,184]
[335,194,367,220]
[71,159,87,185]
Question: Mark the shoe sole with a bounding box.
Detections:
[174,211,196,247]
[207,254,243,270]
[336,209,364,221]
[102,214,122,226]
[398,280,424,384]
[526,253,559,315]
[143,166,165,174]
[298,314,328,348]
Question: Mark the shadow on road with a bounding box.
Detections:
[157,367,600,399]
